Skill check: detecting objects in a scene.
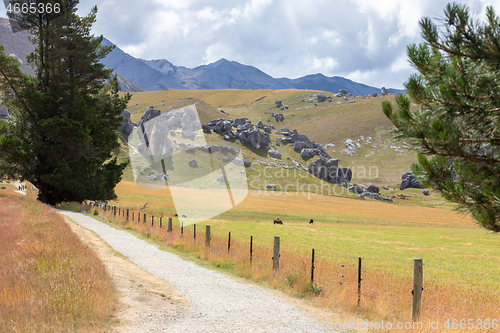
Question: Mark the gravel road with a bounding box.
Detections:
[59,211,346,332]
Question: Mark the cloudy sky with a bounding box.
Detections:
[1,0,499,89]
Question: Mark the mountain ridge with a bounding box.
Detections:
[101,38,404,95]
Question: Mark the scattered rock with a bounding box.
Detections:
[118,110,134,135]
[188,159,198,168]
[338,168,352,184]
[294,141,311,152]
[182,130,196,140]
[400,172,424,190]
[366,185,380,194]
[233,118,250,127]
[147,173,169,181]
[301,148,317,160]
[308,157,328,180]
[266,184,277,191]
[202,124,212,134]
[268,149,282,159]
[423,190,430,196]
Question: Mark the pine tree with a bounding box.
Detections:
[382,3,500,232]
[0,1,130,205]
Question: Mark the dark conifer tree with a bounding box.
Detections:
[383,3,500,231]
[0,1,130,205]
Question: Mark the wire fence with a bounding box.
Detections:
[84,202,500,328]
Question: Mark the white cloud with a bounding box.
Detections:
[2,0,496,89]
[311,57,339,73]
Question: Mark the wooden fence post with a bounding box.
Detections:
[160,217,162,228]
[358,257,362,307]
[250,236,253,263]
[168,218,173,232]
[311,248,315,282]
[126,209,129,221]
[181,222,183,235]
[205,225,211,247]
[113,206,116,217]
[228,232,231,253]
[151,215,154,227]
[412,258,423,321]
[194,224,196,239]
[143,213,146,224]
[132,212,134,221]
[273,236,280,271]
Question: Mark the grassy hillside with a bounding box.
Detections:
[118,89,417,199]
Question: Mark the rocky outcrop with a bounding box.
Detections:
[239,128,270,150]
[294,141,312,152]
[349,184,393,202]
[308,157,329,180]
[400,172,424,190]
[118,110,135,135]
[214,119,233,134]
[308,157,347,184]
[138,106,161,127]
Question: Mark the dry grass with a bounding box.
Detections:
[0,193,117,332]
[88,203,499,332]
[114,180,475,228]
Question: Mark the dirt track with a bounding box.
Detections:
[60,210,354,332]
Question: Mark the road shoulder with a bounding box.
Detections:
[62,215,190,332]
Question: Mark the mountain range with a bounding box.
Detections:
[101,38,404,95]
[0,18,403,95]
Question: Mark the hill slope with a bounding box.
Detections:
[120,89,417,191]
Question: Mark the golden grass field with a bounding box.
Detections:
[88,196,500,333]
[0,190,116,332]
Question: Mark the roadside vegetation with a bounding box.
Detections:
[0,189,117,332]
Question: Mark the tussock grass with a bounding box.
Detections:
[0,193,116,332]
[89,202,499,332]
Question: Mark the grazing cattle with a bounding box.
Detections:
[273,218,283,225]
[309,219,314,224]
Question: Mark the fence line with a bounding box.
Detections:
[84,202,500,323]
